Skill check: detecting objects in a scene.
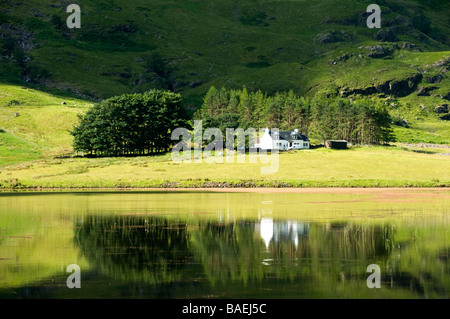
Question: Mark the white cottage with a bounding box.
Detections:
[255,128,310,150]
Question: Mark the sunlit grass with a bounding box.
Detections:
[0,83,93,165]
[1,146,449,188]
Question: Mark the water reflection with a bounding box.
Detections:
[72,214,436,298]
[75,216,194,284]
[0,191,449,298]
[256,218,309,249]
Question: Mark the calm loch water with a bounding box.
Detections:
[0,189,449,299]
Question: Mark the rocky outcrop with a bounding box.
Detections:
[0,23,34,51]
[315,30,353,44]
[434,103,450,121]
[392,117,410,128]
[432,58,450,71]
[366,45,395,58]
[425,75,443,84]
[375,28,398,42]
[400,42,421,51]
[340,73,422,97]
[434,104,449,114]
[329,53,350,65]
[417,86,438,96]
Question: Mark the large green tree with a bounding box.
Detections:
[71,89,189,155]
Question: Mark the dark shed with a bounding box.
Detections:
[325,140,347,149]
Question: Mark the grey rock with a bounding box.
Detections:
[375,28,398,42]
[401,42,421,51]
[417,86,438,96]
[434,104,449,114]
[426,75,442,84]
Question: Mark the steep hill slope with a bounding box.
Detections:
[1,0,449,106]
[0,0,449,165]
[0,84,92,166]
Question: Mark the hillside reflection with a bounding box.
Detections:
[1,191,449,299]
[72,214,448,298]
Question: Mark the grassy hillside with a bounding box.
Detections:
[0,84,92,166]
[0,1,449,188]
[1,0,449,106]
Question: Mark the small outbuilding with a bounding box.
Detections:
[325,140,347,149]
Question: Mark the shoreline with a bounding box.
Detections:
[1,186,449,194]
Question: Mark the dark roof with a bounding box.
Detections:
[269,130,309,141]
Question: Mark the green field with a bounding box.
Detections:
[1,146,449,189]
[1,82,449,189]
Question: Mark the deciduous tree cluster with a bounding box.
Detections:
[71,90,189,155]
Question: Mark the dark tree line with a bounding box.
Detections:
[71,90,189,156]
[194,86,394,145]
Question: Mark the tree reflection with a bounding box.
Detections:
[189,219,393,287]
[74,215,449,298]
[75,215,193,284]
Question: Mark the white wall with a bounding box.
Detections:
[259,130,275,150]
[257,130,310,150]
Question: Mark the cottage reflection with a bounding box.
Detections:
[255,218,309,249]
